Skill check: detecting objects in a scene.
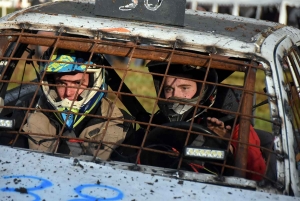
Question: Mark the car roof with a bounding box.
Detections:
[0,1,290,58]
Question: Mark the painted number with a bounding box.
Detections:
[1,175,53,201]
[120,0,163,11]
[1,175,124,201]
[70,184,124,201]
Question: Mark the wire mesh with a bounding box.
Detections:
[0,30,293,188]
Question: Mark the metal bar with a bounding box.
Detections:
[234,66,256,178]
[0,35,12,57]
[6,35,253,72]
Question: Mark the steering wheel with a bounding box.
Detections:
[140,121,230,169]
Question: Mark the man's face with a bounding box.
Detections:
[163,76,197,99]
[55,73,89,101]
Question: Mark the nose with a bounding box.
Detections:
[65,86,76,100]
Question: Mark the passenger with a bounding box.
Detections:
[21,48,132,160]
[140,62,266,181]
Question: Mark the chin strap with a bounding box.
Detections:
[61,111,75,129]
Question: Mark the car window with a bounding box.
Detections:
[0,29,294,192]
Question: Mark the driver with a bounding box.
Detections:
[22,48,132,160]
[141,62,266,181]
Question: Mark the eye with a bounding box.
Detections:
[56,81,66,86]
[164,87,173,93]
[181,86,189,91]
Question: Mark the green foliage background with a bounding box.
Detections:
[113,64,272,132]
[8,54,272,133]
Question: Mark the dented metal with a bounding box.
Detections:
[1,146,296,201]
[0,1,299,200]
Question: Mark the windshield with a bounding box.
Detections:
[0,30,298,193]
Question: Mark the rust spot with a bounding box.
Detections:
[296,153,300,162]
[225,24,247,32]
[236,24,246,30]
[100,28,130,33]
[225,27,236,32]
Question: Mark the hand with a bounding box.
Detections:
[206,117,231,138]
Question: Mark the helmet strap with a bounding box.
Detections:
[61,112,75,130]
[88,73,94,88]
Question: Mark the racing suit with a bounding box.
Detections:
[231,124,266,181]
[22,97,131,160]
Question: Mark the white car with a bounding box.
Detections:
[0,0,299,200]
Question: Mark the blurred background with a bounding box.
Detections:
[0,0,299,28]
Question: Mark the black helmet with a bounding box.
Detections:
[147,61,218,122]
